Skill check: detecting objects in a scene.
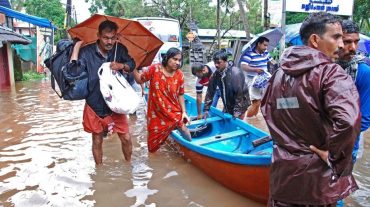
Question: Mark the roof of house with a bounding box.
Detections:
[0,26,31,44]
[0,0,10,8]
[0,6,56,29]
[197,29,254,39]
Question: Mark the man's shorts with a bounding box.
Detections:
[245,76,264,101]
[82,104,129,134]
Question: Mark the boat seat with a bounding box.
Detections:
[189,116,223,126]
[194,129,248,146]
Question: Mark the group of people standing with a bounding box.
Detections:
[192,35,276,121]
[192,12,369,206]
[68,11,369,206]
[262,13,369,206]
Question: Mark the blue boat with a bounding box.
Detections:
[169,94,272,203]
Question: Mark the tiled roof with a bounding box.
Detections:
[0,26,31,44]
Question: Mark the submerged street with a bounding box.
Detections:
[0,67,369,206]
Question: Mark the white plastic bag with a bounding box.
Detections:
[98,62,140,114]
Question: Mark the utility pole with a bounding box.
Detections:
[73,5,77,24]
[279,0,286,57]
[217,0,221,50]
[66,0,72,28]
[263,0,269,30]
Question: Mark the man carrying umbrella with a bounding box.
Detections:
[240,36,276,118]
[70,20,135,165]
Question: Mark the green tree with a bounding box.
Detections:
[86,0,214,28]
[24,0,65,42]
[86,0,126,17]
[286,12,307,25]
[23,0,65,29]
[353,0,370,34]
[10,0,26,11]
[86,0,251,51]
[120,1,159,18]
[11,0,65,42]
[189,3,217,29]
[246,0,263,34]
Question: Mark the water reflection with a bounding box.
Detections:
[0,67,368,206]
[0,80,95,206]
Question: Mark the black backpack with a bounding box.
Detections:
[44,39,89,100]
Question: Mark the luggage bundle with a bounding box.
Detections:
[44,39,88,100]
[98,62,140,114]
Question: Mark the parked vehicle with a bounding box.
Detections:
[133,17,182,64]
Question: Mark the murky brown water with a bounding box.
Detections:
[0,67,368,207]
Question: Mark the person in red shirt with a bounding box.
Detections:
[133,48,192,152]
[191,62,221,119]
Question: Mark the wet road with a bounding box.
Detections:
[0,67,369,206]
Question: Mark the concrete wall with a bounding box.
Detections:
[6,43,15,86]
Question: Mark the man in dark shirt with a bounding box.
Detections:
[203,50,249,119]
[70,20,136,165]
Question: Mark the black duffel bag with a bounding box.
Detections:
[44,39,89,100]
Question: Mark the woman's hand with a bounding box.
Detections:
[182,112,190,125]
[203,111,209,120]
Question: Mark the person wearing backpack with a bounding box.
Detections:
[70,20,136,165]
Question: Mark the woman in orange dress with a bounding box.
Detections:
[133,48,192,152]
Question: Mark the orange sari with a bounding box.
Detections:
[141,64,185,152]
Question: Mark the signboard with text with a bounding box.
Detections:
[286,0,354,16]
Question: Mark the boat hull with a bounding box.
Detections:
[174,141,270,203]
[144,93,272,203]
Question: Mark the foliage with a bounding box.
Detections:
[23,0,65,29]
[188,2,217,29]
[86,0,126,17]
[353,0,370,34]
[86,0,241,52]
[9,0,25,11]
[21,0,65,42]
[19,71,45,81]
[246,0,263,34]
[286,12,308,25]
[86,0,215,29]
[13,68,23,81]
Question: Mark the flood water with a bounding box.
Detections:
[0,66,369,207]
